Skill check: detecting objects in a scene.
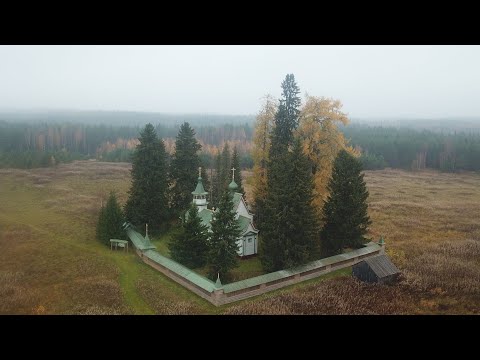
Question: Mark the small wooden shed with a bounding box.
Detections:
[352,254,399,284]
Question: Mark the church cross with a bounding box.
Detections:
[199,167,202,177]
[231,167,236,181]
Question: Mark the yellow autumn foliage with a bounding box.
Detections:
[251,95,277,203]
[297,95,359,211]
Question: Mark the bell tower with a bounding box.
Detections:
[192,167,208,211]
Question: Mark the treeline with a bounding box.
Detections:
[3,119,480,173]
[0,121,254,169]
[343,124,480,172]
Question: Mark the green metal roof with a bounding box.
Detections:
[192,177,208,195]
[232,192,242,210]
[378,236,385,245]
[198,209,213,228]
[238,215,257,234]
[143,249,216,293]
[222,242,382,294]
[215,274,222,288]
[110,239,128,244]
[126,228,157,251]
[228,180,238,191]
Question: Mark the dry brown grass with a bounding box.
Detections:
[0,163,479,314]
[226,168,480,314]
[402,240,480,299]
[0,271,41,314]
[225,277,417,315]
[135,277,200,315]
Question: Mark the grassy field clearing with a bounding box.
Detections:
[0,161,478,314]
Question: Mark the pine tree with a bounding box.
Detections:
[321,150,372,256]
[124,124,170,233]
[96,191,125,246]
[231,146,244,195]
[169,122,202,216]
[207,189,241,281]
[169,204,209,268]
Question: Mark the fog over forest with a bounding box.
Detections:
[1,45,480,118]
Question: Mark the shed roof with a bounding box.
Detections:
[363,254,399,278]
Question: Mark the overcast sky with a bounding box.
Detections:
[1,45,479,118]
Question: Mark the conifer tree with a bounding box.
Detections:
[169,122,202,215]
[231,146,244,195]
[261,74,311,272]
[207,189,241,281]
[211,152,222,208]
[220,143,231,189]
[169,204,209,268]
[96,191,125,246]
[283,139,319,265]
[124,123,170,232]
[260,139,319,271]
[321,150,371,256]
[270,74,301,157]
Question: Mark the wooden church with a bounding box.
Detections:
[188,167,259,257]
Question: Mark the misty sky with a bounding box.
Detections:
[1,45,479,118]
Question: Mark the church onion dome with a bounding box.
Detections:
[192,176,208,195]
[228,180,238,191]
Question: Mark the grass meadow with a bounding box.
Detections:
[0,161,478,314]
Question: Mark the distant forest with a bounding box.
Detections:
[341,124,480,172]
[1,112,480,172]
[0,120,254,169]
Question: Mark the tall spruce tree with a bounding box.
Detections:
[270,74,301,157]
[169,122,202,216]
[231,146,244,195]
[124,123,170,233]
[220,143,231,190]
[283,139,319,265]
[321,150,371,256]
[169,204,209,268]
[261,74,309,272]
[96,191,125,246]
[207,189,241,281]
[211,153,222,208]
[260,139,319,271]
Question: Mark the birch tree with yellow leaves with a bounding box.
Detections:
[296,95,358,211]
[251,94,357,220]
